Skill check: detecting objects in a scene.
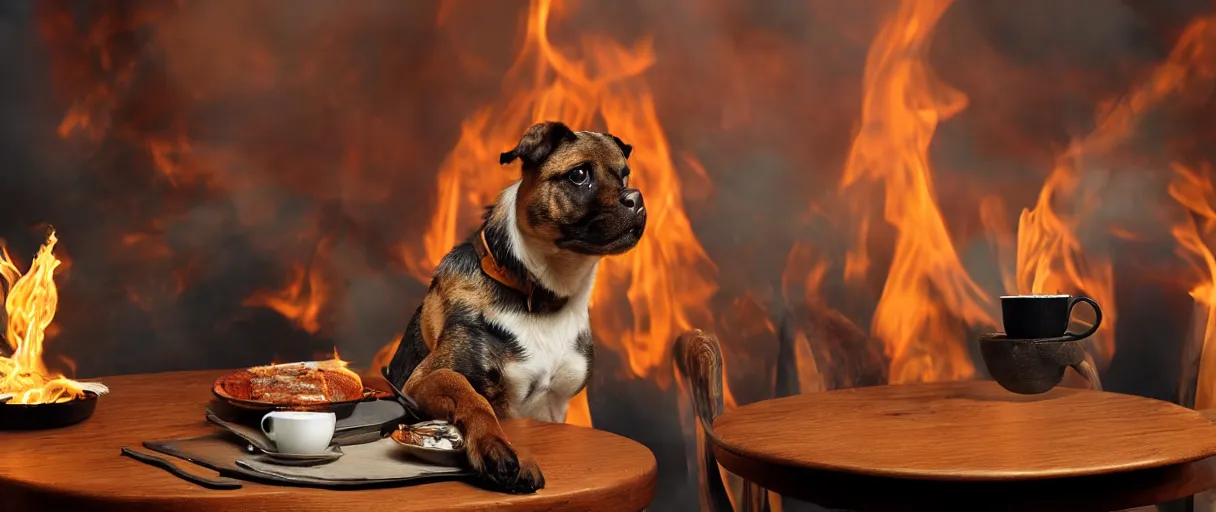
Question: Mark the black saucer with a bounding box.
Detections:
[979,333,1101,394]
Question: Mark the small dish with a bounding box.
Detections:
[390,420,466,467]
[255,444,344,467]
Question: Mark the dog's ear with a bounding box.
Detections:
[500,121,577,169]
[610,135,632,159]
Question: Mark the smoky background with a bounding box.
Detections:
[1,0,1214,509]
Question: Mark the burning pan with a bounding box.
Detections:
[209,388,378,422]
[0,391,99,430]
[211,373,385,425]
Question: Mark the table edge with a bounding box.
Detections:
[712,445,1216,511]
[711,383,1216,481]
[714,438,1216,481]
[8,429,659,512]
[1,369,662,511]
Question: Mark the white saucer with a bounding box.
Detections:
[257,444,343,466]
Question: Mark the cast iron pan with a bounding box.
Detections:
[210,371,386,425]
[0,390,99,430]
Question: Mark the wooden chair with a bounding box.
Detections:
[674,330,771,512]
[1180,329,1216,512]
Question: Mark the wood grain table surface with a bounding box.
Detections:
[713,380,1216,511]
[0,370,657,512]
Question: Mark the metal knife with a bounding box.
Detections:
[120,447,243,490]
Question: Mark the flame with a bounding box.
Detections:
[0,230,86,405]
[1172,162,1216,409]
[328,346,348,366]
[244,249,330,335]
[325,347,364,383]
[564,389,591,427]
[265,347,359,383]
[1012,168,1116,362]
[42,2,1216,510]
[840,0,995,384]
[390,0,717,425]
[365,334,402,380]
[1010,14,1216,367]
[785,248,831,394]
[780,238,886,392]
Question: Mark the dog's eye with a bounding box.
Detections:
[567,166,591,186]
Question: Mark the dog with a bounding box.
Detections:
[385,121,646,493]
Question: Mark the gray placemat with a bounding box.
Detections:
[144,431,472,489]
[237,438,462,482]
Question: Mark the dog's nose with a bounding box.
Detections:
[620,189,644,213]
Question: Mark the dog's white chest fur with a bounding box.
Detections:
[491,303,591,422]
[490,181,597,423]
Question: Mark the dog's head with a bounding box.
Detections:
[500,121,645,255]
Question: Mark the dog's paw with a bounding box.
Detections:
[467,434,545,494]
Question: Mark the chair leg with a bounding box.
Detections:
[676,331,775,512]
[740,480,771,512]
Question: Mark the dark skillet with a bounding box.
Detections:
[210,371,386,425]
[0,390,99,430]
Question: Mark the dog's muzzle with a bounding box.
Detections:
[620,188,646,227]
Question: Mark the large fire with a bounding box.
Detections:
[394,0,719,423]
[837,0,994,384]
[0,231,85,405]
[24,0,1216,508]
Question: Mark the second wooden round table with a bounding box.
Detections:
[0,369,657,511]
[712,381,1216,511]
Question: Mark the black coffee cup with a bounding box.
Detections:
[1000,294,1102,341]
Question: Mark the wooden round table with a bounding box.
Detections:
[713,381,1216,511]
[0,370,657,511]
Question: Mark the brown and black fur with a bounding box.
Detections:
[386,121,645,493]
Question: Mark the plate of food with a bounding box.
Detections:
[212,360,381,420]
[390,420,466,467]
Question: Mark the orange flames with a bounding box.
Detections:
[0,230,85,405]
[804,0,1216,387]
[1172,163,1216,408]
[31,1,1216,507]
[838,0,994,384]
[1008,12,1216,368]
[244,258,329,335]
[33,0,1216,393]
[395,0,717,424]
[366,334,402,381]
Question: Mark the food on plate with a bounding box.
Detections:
[217,360,364,404]
[391,420,465,450]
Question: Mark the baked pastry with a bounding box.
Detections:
[218,360,364,404]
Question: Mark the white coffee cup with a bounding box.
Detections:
[259,411,336,454]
